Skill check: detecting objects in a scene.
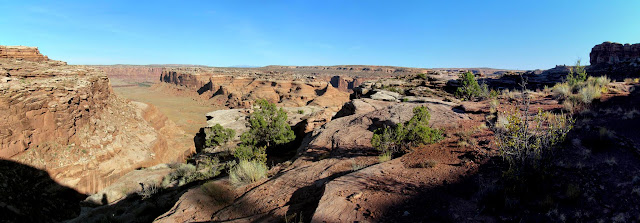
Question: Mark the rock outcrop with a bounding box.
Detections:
[95,65,163,83]
[0,50,193,194]
[588,42,640,79]
[160,69,350,109]
[156,99,468,222]
[590,42,640,65]
[0,46,50,61]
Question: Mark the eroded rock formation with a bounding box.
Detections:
[0,46,50,61]
[95,65,163,83]
[160,68,350,108]
[155,99,468,222]
[590,42,640,65]
[587,42,640,79]
[0,50,193,194]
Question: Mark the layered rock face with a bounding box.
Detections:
[0,53,193,194]
[588,42,640,78]
[160,68,350,108]
[95,65,163,83]
[0,46,50,61]
[590,42,640,65]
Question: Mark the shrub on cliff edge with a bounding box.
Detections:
[240,99,295,148]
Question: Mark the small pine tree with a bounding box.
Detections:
[371,106,443,156]
[204,124,235,148]
[566,59,587,86]
[455,72,482,100]
[241,99,295,148]
[405,106,444,145]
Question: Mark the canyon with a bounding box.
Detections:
[5,42,640,222]
[0,48,193,195]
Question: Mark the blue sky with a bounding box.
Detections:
[1,1,638,69]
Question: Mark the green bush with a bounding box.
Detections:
[496,103,574,175]
[566,60,588,87]
[455,71,482,100]
[205,124,235,148]
[195,156,223,180]
[162,157,223,187]
[229,160,268,186]
[371,106,443,157]
[578,84,602,103]
[417,73,427,79]
[404,106,444,145]
[240,99,295,148]
[233,145,267,163]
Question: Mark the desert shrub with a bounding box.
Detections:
[137,183,160,200]
[297,109,304,114]
[378,151,392,163]
[404,106,444,145]
[479,82,498,99]
[229,159,268,185]
[204,124,235,148]
[371,125,404,155]
[590,75,611,88]
[417,73,427,79]
[163,157,223,187]
[455,71,482,100]
[163,163,197,186]
[194,156,223,180]
[200,181,234,204]
[495,84,574,175]
[233,145,267,163]
[241,99,295,148]
[552,61,611,111]
[566,59,588,87]
[578,84,602,103]
[552,82,571,99]
[381,85,404,94]
[371,106,443,158]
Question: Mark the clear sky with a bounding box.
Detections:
[1,0,639,70]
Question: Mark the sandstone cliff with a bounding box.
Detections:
[160,68,350,109]
[0,52,193,194]
[95,65,163,83]
[588,42,640,78]
[0,46,50,61]
[590,42,640,65]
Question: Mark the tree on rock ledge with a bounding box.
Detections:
[241,99,295,148]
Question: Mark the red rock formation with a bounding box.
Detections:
[590,42,640,65]
[95,65,163,83]
[0,46,49,61]
[0,51,193,194]
[160,68,350,108]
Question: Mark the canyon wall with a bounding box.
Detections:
[0,49,193,194]
[160,68,350,109]
[0,46,50,61]
[95,65,163,83]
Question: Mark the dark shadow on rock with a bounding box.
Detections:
[197,80,213,95]
[72,177,202,222]
[0,159,87,222]
[194,127,207,153]
[285,170,352,222]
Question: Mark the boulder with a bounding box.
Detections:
[370,90,401,101]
